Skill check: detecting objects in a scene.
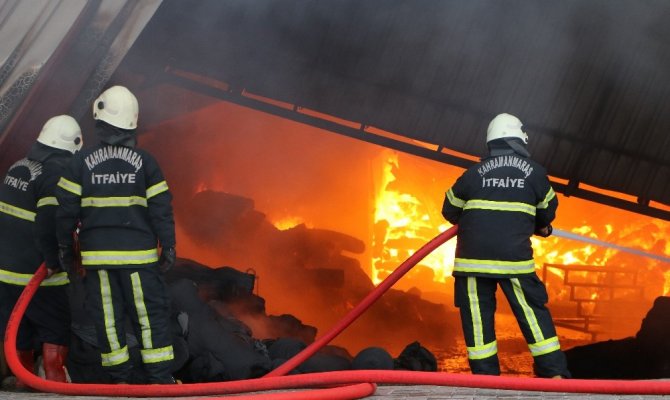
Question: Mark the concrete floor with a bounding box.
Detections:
[1,383,669,400]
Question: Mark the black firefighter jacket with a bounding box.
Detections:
[441,152,557,278]
[0,144,71,286]
[56,142,175,269]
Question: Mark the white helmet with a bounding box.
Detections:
[486,113,528,144]
[92,85,139,129]
[37,115,83,154]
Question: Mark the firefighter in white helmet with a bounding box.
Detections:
[0,115,82,388]
[442,112,570,378]
[56,86,176,384]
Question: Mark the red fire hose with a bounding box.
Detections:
[4,265,377,399]
[266,225,459,377]
[6,225,670,397]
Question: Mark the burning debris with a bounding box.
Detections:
[66,256,443,383]
[176,190,459,356]
[132,99,670,375]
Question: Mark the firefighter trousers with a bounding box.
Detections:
[84,267,174,383]
[454,274,570,377]
[0,282,70,350]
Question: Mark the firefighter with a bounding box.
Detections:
[56,85,177,384]
[0,115,82,388]
[441,113,570,378]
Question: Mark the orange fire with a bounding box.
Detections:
[371,151,456,286]
[146,97,670,345]
[273,216,308,231]
[367,149,670,300]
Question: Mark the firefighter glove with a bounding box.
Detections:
[534,224,553,238]
[58,244,75,273]
[159,246,176,273]
[45,259,61,278]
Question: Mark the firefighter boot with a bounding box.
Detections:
[14,349,34,390]
[42,343,68,382]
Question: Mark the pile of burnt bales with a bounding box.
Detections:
[66,258,442,384]
[176,190,460,354]
[565,296,670,379]
[165,258,441,382]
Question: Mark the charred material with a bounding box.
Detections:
[177,190,459,354]
[565,296,670,379]
[66,255,442,383]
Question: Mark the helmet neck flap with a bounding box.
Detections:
[96,120,137,148]
[487,137,531,158]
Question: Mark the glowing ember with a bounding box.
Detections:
[272,216,307,231]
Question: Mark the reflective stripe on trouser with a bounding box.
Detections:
[454,276,500,375]
[454,275,570,377]
[85,267,174,383]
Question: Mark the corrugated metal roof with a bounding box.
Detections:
[1,0,669,218]
[118,0,670,213]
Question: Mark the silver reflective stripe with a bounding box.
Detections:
[529,336,561,356]
[511,278,544,341]
[140,345,174,364]
[146,181,168,199]
[81,196,147,208]
[467,277,484,346]
[464,199,536,216]
[446,189,465,208]
[131,272,153,348]
[101,345,130,367]
[57,177,82,196]
[81,249,159,266]
[0,269,68,286]
[467,340,498,360]
[99,270,122,352]
[454,258,536,275]
[36,196,58,207]
[0,201,35,222]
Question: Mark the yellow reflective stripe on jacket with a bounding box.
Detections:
[140,345,175,364]
[36,196,58,208]
[57,177,82,196]
[528,336,561,357]
[81,196,148,208]
[454,258,536,275]
[81,249,159,266]
[146,181,168,199]
[0,269,69,286]
[446,188,466,208]
[467,340,498,360]
[536,187,556,209]
[0,201,35,222]
[463,199,536,216]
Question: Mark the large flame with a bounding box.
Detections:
[371,151,456,286]
[368,149,670,302]
[144,98,670,346]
